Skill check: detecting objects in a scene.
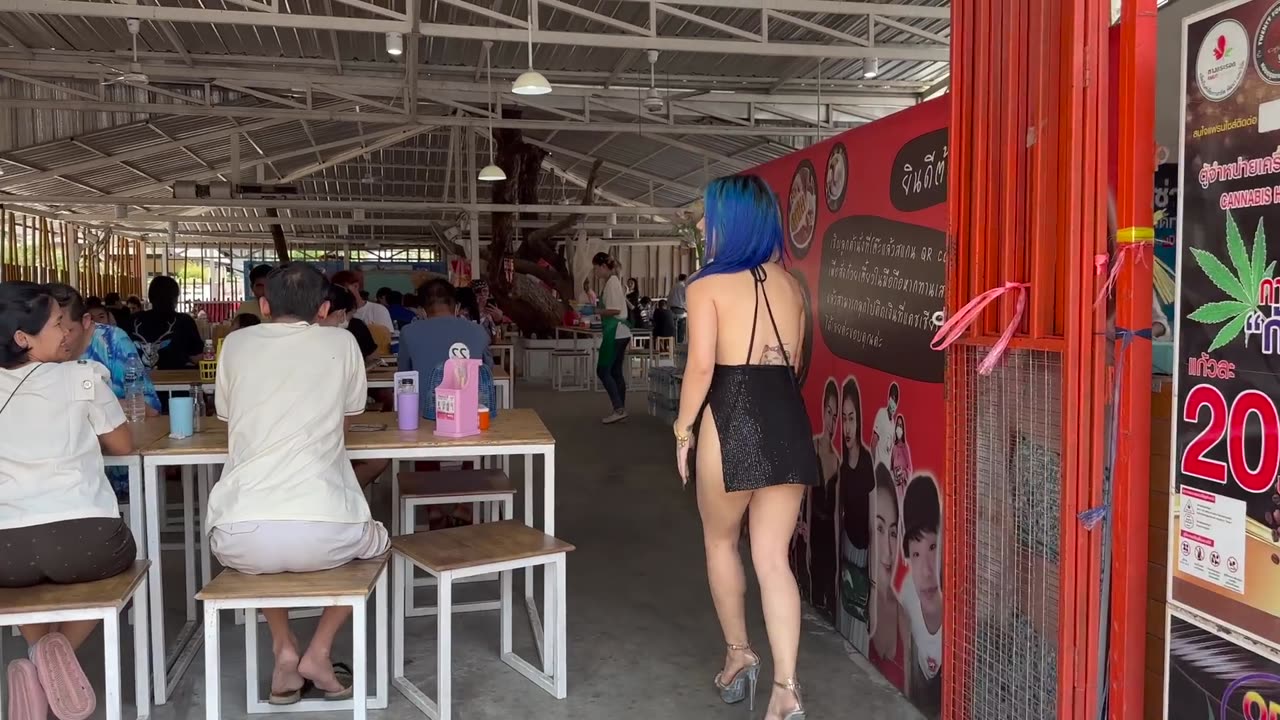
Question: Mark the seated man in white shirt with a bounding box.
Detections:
[207,263,389,703]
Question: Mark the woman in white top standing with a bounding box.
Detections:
[0,281,137,720]
[592,252,632,423]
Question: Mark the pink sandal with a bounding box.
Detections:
[33,634,94,720]
[7,659,48,720]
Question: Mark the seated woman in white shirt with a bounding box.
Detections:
[207,263,389,704]
[0,281,137,720]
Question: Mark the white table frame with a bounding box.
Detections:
[141,435,555,706]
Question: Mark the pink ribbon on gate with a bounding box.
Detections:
[1093,244,1146,308]
[930,281,1031,375]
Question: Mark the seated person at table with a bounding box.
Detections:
[651,298,677,339]
[385,290,416,330]
[230,312,260,331]
[400,279,492,369]
[129,275,203,370]
[50,284,160,500]
[399,279,493,415]
[331,271,394,334]
[318,284,390,486]
[207,263,388,703]
[237,264,273,320]
[85,297,114,326]
[319,285,378,364]
[0,281,138,720]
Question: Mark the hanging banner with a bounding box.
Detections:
[1172,0,1280,655]
[749,97,949,717]
[1166,611,1280,720]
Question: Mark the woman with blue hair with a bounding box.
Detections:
[672,174,818,720]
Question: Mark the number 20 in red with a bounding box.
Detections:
[1180,383,1280,494]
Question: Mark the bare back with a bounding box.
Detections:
[700,263,806,367]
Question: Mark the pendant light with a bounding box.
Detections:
[385,31,404,56]
[479,41,507,182]
[512,2,552,95]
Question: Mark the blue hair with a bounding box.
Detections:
[692,175,785,281]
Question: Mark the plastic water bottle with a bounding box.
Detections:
[123,355,146,423]
[190,384,206,433]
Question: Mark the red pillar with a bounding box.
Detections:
[1109,1,1157,718]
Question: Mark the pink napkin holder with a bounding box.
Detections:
[434,358,481,438]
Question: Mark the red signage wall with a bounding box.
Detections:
[748,97,949,715]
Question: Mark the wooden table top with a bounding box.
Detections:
[153,365,512,386]
[150,369,203,386]
[140,408,551,457]
[139,418,229,456]
[345,409,552,450]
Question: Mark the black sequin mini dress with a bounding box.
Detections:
[696,267,821,493]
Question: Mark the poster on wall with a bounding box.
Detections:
[1155,162,1179,375]
[1172,0,1280,655]
[1166,611,1280,719]
[749,97,948,716]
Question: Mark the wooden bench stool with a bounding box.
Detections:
[394,470,516,619]
[197,558,390,720]
[550,350,590,392]
[391,521,573,720]
[0,561,151,720]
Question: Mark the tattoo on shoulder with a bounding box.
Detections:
[759,343,792,366]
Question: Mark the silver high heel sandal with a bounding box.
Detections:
[773,678,807,720]
[713,643,761,710]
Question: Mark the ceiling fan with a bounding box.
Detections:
[92,18,149,85]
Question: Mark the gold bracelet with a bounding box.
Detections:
[673,424,692,445]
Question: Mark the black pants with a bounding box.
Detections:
[0,517,136,588]
[597,339,629,412]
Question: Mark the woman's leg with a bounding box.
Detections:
[596,360,621,412]
[695,409,755,681]
[747,484,806,718]
[297,607,354,692]
[261,609,304,695]
[611,339,628,406]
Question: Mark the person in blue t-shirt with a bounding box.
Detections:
[385,290,417,330]
[398,279,492,416]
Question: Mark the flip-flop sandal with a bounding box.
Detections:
[268,684,306,706]
[304,662,354,701]
[7,659,48,720]
[33,633,94,720]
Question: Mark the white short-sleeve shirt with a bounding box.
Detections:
[0,361,125,530]
[600,275,633,340]
[207,322,370,529]
[353,301,394,334]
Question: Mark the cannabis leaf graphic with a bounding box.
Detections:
[1187,210,1276,351]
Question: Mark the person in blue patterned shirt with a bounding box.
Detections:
[49,284,161,501]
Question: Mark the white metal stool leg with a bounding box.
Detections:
[132,585,152,720]
[436,573,452,720]
[103,609,122,720]
[204,607,222,720]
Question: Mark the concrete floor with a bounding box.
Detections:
[5,384,922,720]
